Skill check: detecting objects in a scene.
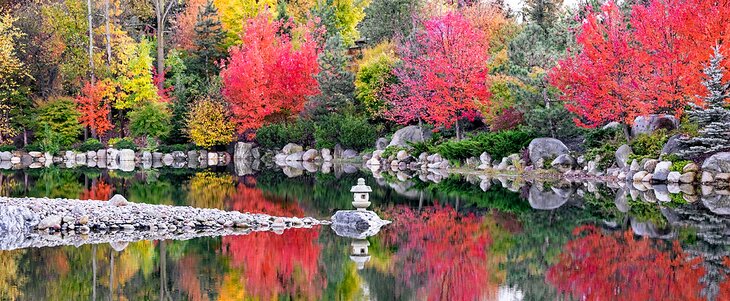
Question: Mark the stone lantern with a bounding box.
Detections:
[351,178,372,210]
[349,239,371,270]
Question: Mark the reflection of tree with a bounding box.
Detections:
[227,183,304,216]
[379,205,496,300]
[188,172,235,209]
[80,180,113,200]
[222,229,324,300]
[0,250,26,300]
[547,225,705,301]
[27,168,83,199]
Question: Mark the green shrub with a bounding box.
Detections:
[256,119,316,149]
[381,145,407,159]
[157,144,190,153]
[433,130,535,161]
[585,144,618,170]
[128,101,172,139]
[78,139,105,152]
[314,114,376,150]
[629,129,669,161]
[0,144,16,152]
[583,126,623,149]
[110,138,138,151]
[32,97,82,149]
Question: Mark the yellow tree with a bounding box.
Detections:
[0,10,25,143]
[213,0,277,44]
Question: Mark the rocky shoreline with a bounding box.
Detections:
[0,195,327,250]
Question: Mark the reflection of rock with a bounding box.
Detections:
[702,194,730,215]
[528,184,569,210]
[109,241,129,252]
[282,166,303,178]
[630,218,675,239]
[331,210,391,239]
[0,205,38,234]
[388,180,419,199]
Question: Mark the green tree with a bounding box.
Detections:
[128,101,171,139]
[306,34,355,119]
[192,0,226,80]
[33,97,83,149]
[354,41,397,119]
[521,0,563,29]
[359,0,417,44]
[116,40,159,110]
[312,0,369,45]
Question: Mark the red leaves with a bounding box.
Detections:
[220,12,321,136]
[546,225,706,301]
[75,80,114,137]
[386,12,491,129]
[550,0,730,128]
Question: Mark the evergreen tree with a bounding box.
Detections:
[359,0,418,44]
[192,0,226,80]
[521,0,563,29]
[679,46,730,156]
[305,34,355,120]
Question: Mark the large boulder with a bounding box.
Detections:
[171,151,187,161]
[661,134,685,156]
[528,138,569,165]
[551,154,576,172]
[302,149,319,162]
[615,144,633,168]
[234,142,255,160]
[653,161,672,182]
[375,138,389,150]
[388,126,432,147]
[282,143,303,155]
[330,210,391,239]
[286,151,305,162]
[702,152,730,173]
[342,149,359,160]
[632,114,679,137]
[118,149,135,161]
[0,205,38,234]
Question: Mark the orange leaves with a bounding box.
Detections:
[219,12,321,136]
[75,80,115,137]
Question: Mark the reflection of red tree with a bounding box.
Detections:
[222,229,323,300]
[226,183,304,217]
[380,205,495,300]
[547,225,705,301]
[80,180,113,200]
[179,255,207,301]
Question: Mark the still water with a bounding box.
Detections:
[0,166,728,300]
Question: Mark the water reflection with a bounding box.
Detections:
[4,166,730,299]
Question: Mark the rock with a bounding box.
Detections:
[171,151,186,161]
[388,126,432,147]
[110,241,129,252]
[330,210,391,239]
[0,151,11,161]
[615,144,632,168]
[271,218,285,228]
[644,159,658,173]
[702,171,714,183]
[683,163,699,173]
[630,159,640,171]
[342,149,359,159]
[108,194,129,207]
[234,142,255,160]
[396,150,409,161]
[86,151,97,161]
[162,154,174,166]
[717,173,730,182]
[334,144,344,159]
[78,215,89,225]
[642,173,653,182]
[667,172,681,183]
[321,149,332,161]
[75,153,87,164]
[528,185,569,210]
[479,152,491,165]
[633,171,649,182]
[187,150,199,163]
[652,161,672,182]
[286,151,304,162]
[703,152,730,173]
[37,215,62,230]
[375,138,389,150]
[680,172,696,183]
[141,151,152,162]
[527,138,569,165]
[631,114,679,137]
[302,149,319,162]
[106,148,119,162]
[661,134,684,155]
[119,149,135,161]
[551,154,576,172]
[0,205,37,233]
[96,149,107,161]
[282,143,303,155]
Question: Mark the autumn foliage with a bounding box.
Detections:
[220,12,321,136]
[75,80,115,137]
[386,12,491,133]
[546,225,706,301]
[549,0,730,128]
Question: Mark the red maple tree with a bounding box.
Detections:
[220,12,321,136]
[75,80,114,137]
[386,12,491,139]
[546,225,706,301]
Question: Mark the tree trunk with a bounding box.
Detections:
[156,0,165,89]
[455,119,461,141]
[622,123,631,143]
[87,0,95,82]
[104,0,111,66]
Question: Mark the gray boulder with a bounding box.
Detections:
[282,143,303,155]
[330,210,391,239]
[286,151,305,162]
[0,205,38,234]
[479,152,491,165]
[162,154,174,166]
[632,114,679,137]
[106,148,119,162]
[342,149,359,159]
[171,151,186,161]
[234,142,255,160]
[388,126,432,147]
[702,152,730,173]
[37,215,62,230]
[551,154,576,172]
[321,149,332,161]
[652,161,672,182]
[0,151,12,161]
[615,144,632,168]
[302,149,319,162]
[661,134,684,155]
[109,194,129,207]
[528,138,569,165]
[528,184,568,210]
[375,138,389,150]
[118,149,135,161]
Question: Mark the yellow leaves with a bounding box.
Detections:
[330,0,371,46]
[115,40,159,110]
[186,97,236,148]
[188,171,235,209]
[0,10,26,91]
[213,0,278,45]
[0,250,26,301]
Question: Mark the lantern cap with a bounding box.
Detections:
[351,178,372,193]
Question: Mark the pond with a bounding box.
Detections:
[0,166,729,300]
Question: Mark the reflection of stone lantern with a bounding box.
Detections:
[349,239,371,270]
[351,178,372,210]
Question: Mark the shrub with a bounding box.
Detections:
[128,101,172,139]
[0,144,16,152]
[157,144,190,153]
[78,139,105,152]
[186,98,235,148]
[433,130,535,161]
[256,119,316,149]
[315,114,377,150]
[32,97,82,149]
[110,138,137,151]
[583,126,623,149]
[586,144,618,171]
[629,129,669,161]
